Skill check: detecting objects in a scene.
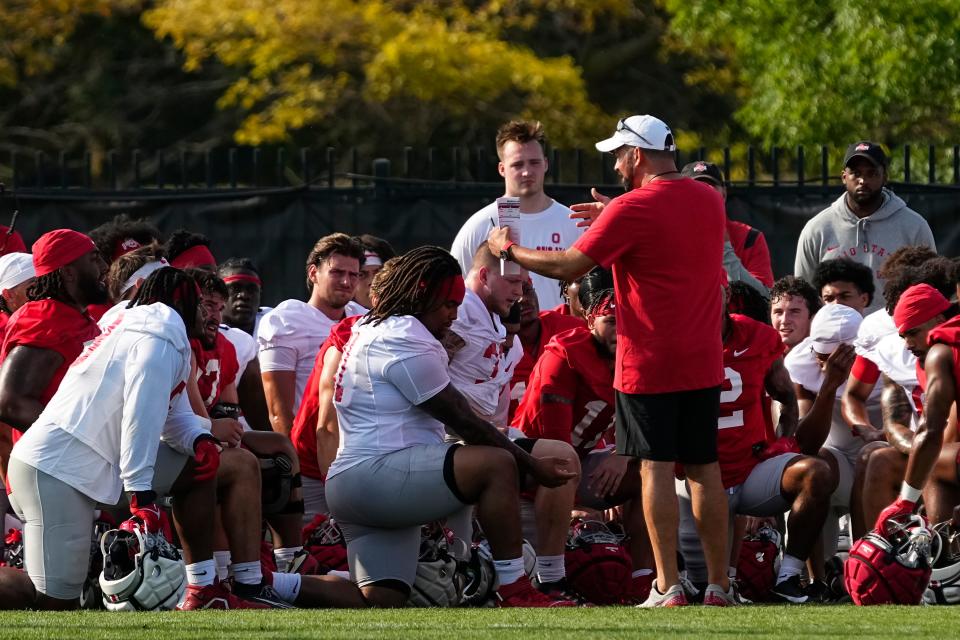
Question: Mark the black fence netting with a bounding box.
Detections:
[7,181,960,306]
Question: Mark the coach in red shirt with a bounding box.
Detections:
[488,114,731,607]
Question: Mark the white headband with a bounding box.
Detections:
[363,251,383,268]
[121,259,169,297]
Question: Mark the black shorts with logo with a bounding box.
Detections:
[614,386,721,464]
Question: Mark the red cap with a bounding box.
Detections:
[893,283,951,334]
[31,229,96,277]
[0,226,26,257]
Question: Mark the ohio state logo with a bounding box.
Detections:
[855,143,871,151]
[121,238,141,251]
[694,162,708,172]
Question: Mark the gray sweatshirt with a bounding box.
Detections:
[794,188,935,314]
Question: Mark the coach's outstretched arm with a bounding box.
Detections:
[486,227,595,283]
[419,383,577,489]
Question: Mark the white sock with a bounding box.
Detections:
[274,546,302,567]
[328,569,351,580]
[535,554,565,584]
[213,551,231,581]
[271,572,302,603]
[229,560,263,586]
[776,554,804,584]
[631,569,653,579]
[728,565,737,579]
[494,557,526,587]
[186,560,216,588]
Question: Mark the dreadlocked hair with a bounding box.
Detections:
[127,267,200,332]
[728,281,771,325]
[27,271,71,303]
[368,256,399,304]
[365,246,461,326]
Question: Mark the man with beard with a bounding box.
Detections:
[0,230,108,436]
[795,141,935,314]
[874,284,960,527]
[514,289,655,601]
[186,270,310,576]
[258,234,366,437]
[488,114,731,606]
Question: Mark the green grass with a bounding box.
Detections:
[0,606,956,639]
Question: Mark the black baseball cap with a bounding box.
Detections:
[680,160,725,186]
[843,141,887,169]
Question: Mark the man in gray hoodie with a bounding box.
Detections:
[794,141,935,314]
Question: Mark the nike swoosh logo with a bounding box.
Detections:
[734,348,749,357]
[826,245,840,252]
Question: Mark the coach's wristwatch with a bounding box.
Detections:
[500,240,517,262]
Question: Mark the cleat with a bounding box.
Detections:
[770,575,810,604]
[638,581,688,608]
[177,581,271,610]
[231,581,297,609]
[496,576,578,607]
[702,583,739,606]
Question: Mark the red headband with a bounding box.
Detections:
[591,296,616,317]
[32,229,97,277]
[170,244,217,269]
[222,273,262,287]
[893,283,950,334]
[436,274,466,305]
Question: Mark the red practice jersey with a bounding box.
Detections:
[1,299,100,409]
[514,326,615,457]
[921,316,960,402]
[292,315,361,481]
[717,314,784,489]
[191,332,240,411]
[509,310,584,421]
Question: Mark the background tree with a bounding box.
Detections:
[662,1,960,147]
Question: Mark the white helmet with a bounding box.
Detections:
[99,528,186,611]
[924,521,960,605]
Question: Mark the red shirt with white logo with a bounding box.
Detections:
[514,326,615,456]
[717,314,784,488]
[573,179,725,394]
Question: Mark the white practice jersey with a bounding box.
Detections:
[446,289,519,421]
[854,309,896,354]
[451,199,582,310]
[784,336,882,457]
[852,308,922,424]
[11,303,209,504]
[257,299,366,409]
[221,325,258,377]
[328,315,450,479]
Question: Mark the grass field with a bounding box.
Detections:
[0,606,955,639]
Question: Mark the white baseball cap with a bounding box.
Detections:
[0,252,35,292]
[809,303,863,355]
[595,115,676,153]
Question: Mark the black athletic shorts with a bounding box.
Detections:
[614,386,721,464]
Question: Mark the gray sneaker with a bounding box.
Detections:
[638,582,688,608]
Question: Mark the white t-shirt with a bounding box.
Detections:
[446,289,519,423]
[328,315,450,479]
[11,303,209,504]
[784,336,882,456]
[257,299,366,410]
[451,199,582,310]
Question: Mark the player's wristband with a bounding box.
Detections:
[899,482,921,502]
[500,241,517,262]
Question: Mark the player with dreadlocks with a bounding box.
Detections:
[0,230,107,439]
[326,246,578,608]
[1,267,271,610]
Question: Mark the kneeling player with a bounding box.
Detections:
[326,247,578,608]
[0,268,263,610]
[514,289,654,599]
[679,297,835,603]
